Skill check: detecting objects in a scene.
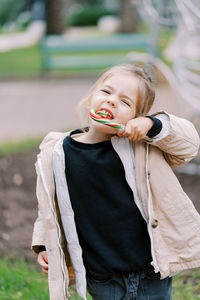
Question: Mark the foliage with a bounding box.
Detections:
[16,11,32,30]
[0,0,29,26]
[67,4,116,27]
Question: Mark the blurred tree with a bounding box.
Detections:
[45,0,63,34]
[67,5,115,27]
[119,0,138,33]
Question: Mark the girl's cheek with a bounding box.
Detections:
[130,107,136,119]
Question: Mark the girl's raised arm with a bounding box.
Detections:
[147,112,200,169]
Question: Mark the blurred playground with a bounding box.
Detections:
[0,1,200,299]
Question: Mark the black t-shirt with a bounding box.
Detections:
[62,130,152,274]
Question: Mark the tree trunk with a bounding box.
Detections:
[120,0,138,33]
[45,0,63,34]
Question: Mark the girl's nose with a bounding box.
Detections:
[106,99,116,108]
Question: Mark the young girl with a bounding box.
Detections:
[31,64,200,300]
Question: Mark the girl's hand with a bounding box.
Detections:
[37,251,48,274]
[117,117,154,141]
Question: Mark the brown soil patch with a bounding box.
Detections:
[0,149,39,262]
[0,149,199,262]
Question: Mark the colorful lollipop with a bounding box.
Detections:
[89,109,153,141]
[89,109,125,131]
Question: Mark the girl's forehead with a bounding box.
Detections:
[103,73,137,83]
[101,73,139,91]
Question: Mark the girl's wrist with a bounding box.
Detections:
[38,245,46,253]
[146,116,163,137]
[145,116,154,130]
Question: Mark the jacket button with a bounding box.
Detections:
[151,219,158,228]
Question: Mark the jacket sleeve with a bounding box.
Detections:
[31,160,46,254]
[148,112,200,169]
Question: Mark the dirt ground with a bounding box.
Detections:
[0,148,200,263]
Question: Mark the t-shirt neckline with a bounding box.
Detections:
[67,129,112,149]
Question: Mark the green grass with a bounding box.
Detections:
[0,136,44,155]
[0,257,49,300]
[173,269,200,299]
[0,45,41,78]
[0,257,200,299]
[0,257,92,300]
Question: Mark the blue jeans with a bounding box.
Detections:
[86,267,172,300]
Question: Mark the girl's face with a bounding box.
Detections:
[88,73,139,135]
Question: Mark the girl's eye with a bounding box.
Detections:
[122,99,131,106]
[101,89,110,94]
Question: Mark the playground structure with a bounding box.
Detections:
[135,0,200,114]
[135,0,200,174]
[40,1,200,121]
[40,33,150,70]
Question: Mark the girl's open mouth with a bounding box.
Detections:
[96,109,114,120]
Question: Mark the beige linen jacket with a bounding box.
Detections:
[31,112,200,300]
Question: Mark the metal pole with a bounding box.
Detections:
[146,0,163,75]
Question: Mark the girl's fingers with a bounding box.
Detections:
[134,131,143,141]
[37,253,48,269]
[38,254,48,274]
[131,131,139,141]
[117,131,123,137]
[117,122,146,141]
[123,123,131,137]
[42,267,48,274]
[125,125,139,140]
[42,252,48,264]
[38,258,48,269]
[125,122,148,141]
[41,263,48,270]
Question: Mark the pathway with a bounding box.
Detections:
[0,78,194,144]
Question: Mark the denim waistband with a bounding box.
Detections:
[86,264,155,280]
[86,266,169,300]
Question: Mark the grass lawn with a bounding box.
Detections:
[173,270,200,299]
[0,136,44,156]
[0,257,92,300]
[0,45,41,78]
[0,257,200,300]
[0,257,49,300]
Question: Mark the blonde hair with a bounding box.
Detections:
[76,64,155,132]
